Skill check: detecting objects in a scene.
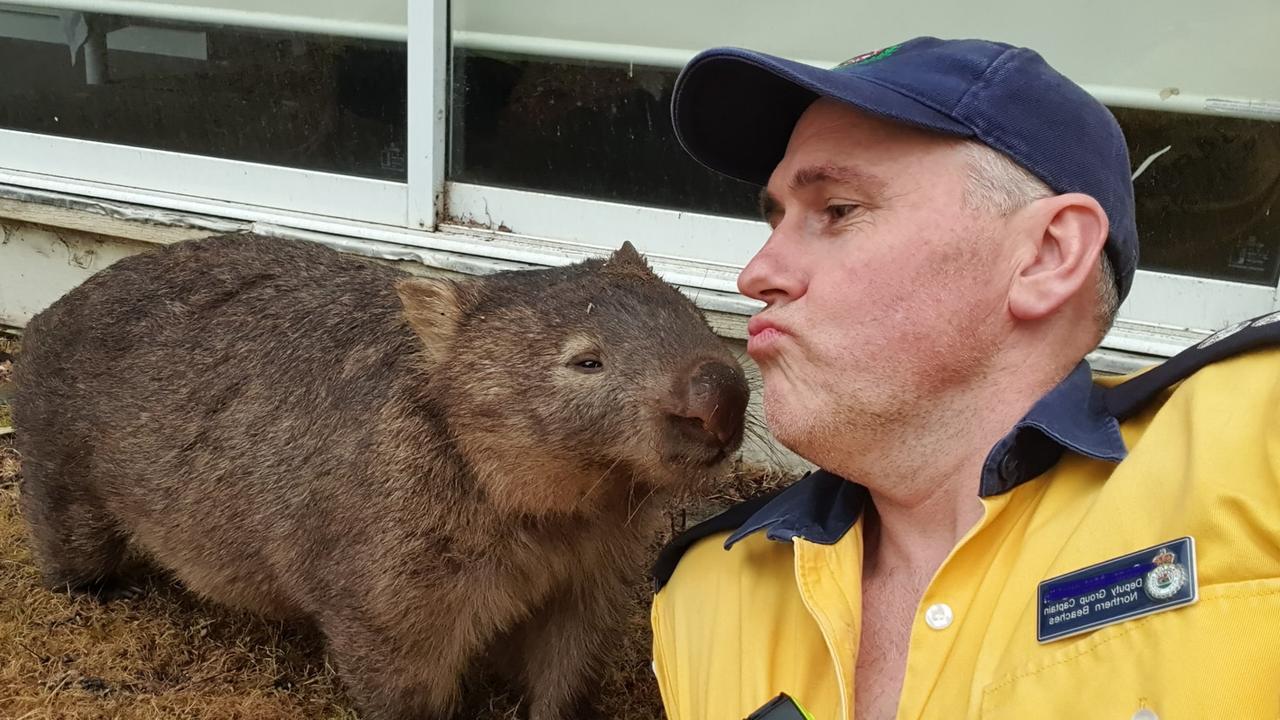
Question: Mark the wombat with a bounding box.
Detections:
[12,233,748,720]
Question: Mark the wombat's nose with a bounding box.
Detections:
[678,360,749,447]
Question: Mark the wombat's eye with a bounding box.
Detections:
[570,355,604,374]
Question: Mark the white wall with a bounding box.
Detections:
[453,0,1280,114]
[4,0,1276,111]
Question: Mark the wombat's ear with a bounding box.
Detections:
[395,276,467,358]
[604,241,655,276]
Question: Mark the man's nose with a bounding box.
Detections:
[737,231,803,303]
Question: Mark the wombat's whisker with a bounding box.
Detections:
[625,476,660,527]
[738,418,791,468]
[573,455,624,510]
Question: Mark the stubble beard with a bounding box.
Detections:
[758,315,1000,480]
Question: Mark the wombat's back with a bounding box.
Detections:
[14,234,435,609]
[19,232,414,379]
[17,233,422,446]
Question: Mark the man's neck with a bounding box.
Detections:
[861,477,985,579]
[849,352,1077,577]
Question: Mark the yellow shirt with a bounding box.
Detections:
[650,311,1280,720]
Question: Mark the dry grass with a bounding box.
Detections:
[0,332,794,719]
[0,333,15,428]
[1,434,359,720]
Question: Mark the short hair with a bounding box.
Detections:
[960,140,1119,338]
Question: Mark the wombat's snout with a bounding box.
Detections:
[669,360,749,452]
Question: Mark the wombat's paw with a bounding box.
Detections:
[76,577,144,604]
[528,693,604,720]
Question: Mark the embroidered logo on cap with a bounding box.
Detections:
[833,44,902,70]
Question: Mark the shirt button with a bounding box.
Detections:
[1131,710,1159,720]
[999,453,1020,482]
[924,603,954,630]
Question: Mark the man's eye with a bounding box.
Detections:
[826,203,860,220]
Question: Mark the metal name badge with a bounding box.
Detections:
[1037,537,1198,643]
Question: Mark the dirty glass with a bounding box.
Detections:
[447,5,1280,287]
[0,4,407,181]
[1116,108,1280,286]
[448,51,759,219]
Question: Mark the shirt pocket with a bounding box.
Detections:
[979,578,1280,720]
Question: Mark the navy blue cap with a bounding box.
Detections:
[671,36,1139,302]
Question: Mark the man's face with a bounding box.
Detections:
[740,98,1014,465]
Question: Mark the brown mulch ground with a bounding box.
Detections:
[0,334,793,720]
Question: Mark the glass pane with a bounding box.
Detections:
[1118,108,1280,286]
[447,2,1280,286]
[0,4,407,180]
[448,51,757,218]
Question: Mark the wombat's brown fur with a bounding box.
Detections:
[12,233,748,720]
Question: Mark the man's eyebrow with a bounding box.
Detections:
[788,164,886,193]
[758,164,886,221]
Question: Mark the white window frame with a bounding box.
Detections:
[440,24,1280,344]
[0,0,1277,357]
[0,2,412,226]
[0,130,411,226]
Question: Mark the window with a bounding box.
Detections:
[0,5,406,179]
[2,0,1278,354]
[446,0,1280,345]
[0,1,412,224]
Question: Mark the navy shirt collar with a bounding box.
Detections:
[978,360,1128,496]
[725,360,1128,549]
[724,470,866,548]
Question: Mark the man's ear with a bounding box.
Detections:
[395,276,470,361]
[1008,193,1109,322]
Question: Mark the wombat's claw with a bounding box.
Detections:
[77,578,144,603]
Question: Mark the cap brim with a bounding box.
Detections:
[672,48,976,187]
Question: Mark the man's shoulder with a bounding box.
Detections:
[1103,309,1280,421]
[653,469,867,594]
[651,483,790,593]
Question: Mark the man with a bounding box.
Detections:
[650,36,1280,720]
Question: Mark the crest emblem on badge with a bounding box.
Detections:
[1144,547,1187,600]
